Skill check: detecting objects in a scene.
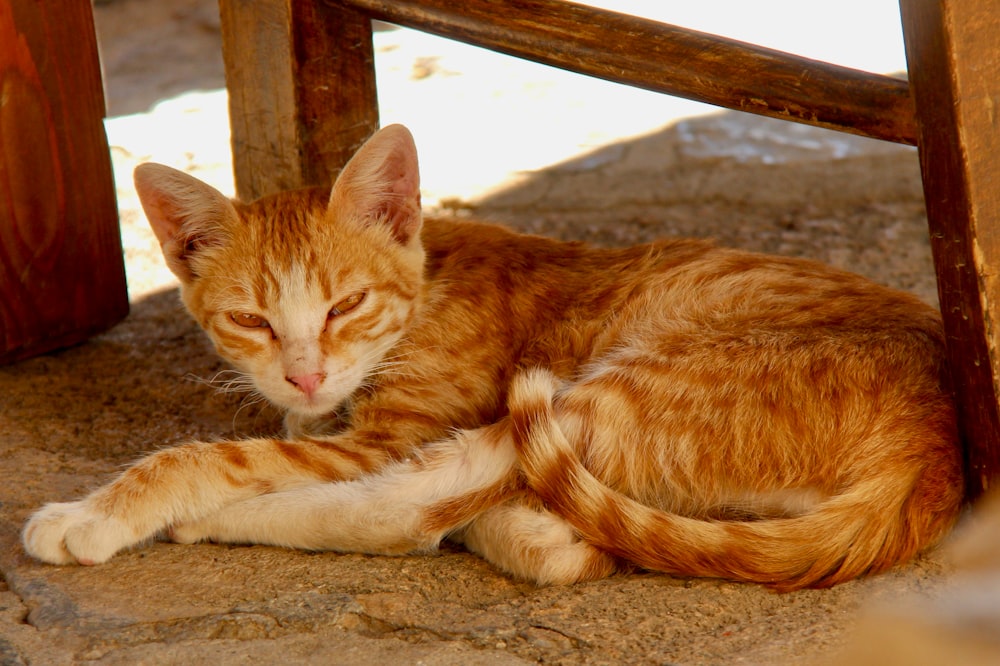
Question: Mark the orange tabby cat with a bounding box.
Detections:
[23,124,963,590]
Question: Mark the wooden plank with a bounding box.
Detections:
[0,0,128,364]
[338,0,916,145]
[900,0,1000,496]
[219,0,379,202]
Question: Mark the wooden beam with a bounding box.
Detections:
[900,0,1000,496]
[0,0,128,364]
[219,0,379,202]
[338,0,916,145]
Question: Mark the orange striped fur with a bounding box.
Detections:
[24,125,963,590]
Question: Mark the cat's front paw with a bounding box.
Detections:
[22,502,135,566]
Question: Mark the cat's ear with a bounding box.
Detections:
[328,124,422,245]
[133,163,239,283]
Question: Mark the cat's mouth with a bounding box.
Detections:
[272,383,350,419]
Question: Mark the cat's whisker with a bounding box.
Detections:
[182,369,272,434]
[230,391,272,430]
[222,377,258,395]
[353,347,430,397]
[187,369,258,396]
[375,345,442,374]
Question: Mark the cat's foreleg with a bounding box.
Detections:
[169,425,520,555]
[22,435,395,566]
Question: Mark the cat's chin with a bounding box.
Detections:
[262,388,344,420]
[280,399,342,420]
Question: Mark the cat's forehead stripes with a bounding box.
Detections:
[273,263,338,326]
[251,261,280,311]
[237,196,327,267]
[248,258,327,312]
[229,196,338,308]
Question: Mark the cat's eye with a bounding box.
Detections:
[230,312,270,329]
[328,292,366,318]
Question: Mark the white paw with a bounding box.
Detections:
[22,501,135,566]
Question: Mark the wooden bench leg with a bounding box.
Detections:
[219,0,379,202]
[900,0,1000,497]
[0,0,128,364]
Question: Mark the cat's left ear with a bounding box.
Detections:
[328,124,422,245]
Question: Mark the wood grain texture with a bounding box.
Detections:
[337,0,916,144]
[900,0,1000,496]
[0,0,128,364]
[220,0,379,202]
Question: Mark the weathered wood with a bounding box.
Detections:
[219,0,379,202]
[0,0,128,364]
[900,0,1000,496]
[336,0,916,145]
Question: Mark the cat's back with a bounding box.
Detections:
[419,214,714,293]
[419,215,939,336]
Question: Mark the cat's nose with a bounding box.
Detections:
[286,372,326,397]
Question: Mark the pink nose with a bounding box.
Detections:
[286,372,325,397]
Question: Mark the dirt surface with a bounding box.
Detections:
[2,1,996,664]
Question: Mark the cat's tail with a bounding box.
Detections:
[507,369,962,592]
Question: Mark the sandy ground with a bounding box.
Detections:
[1,1,998,664]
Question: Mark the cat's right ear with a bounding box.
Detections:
[133,163,239,283]
[328,124,422,246]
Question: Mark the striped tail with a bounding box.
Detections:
[507,369,963,591]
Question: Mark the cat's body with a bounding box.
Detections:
[23,125,964,590]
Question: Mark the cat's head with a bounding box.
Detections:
[134,124,424,417]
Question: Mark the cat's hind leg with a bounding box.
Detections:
[456,501,618,585]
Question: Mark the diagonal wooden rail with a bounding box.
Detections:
[221,0,918,203]
[341,0,917,145]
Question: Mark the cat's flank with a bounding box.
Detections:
[23,124,963,591]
